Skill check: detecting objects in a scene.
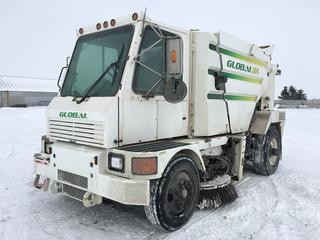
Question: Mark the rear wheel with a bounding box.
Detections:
[253,125,282,175]
[144,155,200,231]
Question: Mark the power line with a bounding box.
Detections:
[0,74,56,81]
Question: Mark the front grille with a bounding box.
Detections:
[48,118,104,147]
[58,169,88,189]
[62,184,86,201]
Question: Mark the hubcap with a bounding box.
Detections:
[268,138,279,166]
[165,171,194,217]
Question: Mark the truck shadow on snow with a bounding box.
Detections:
[44,195,166,239]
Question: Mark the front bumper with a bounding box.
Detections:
[34,142,150,206]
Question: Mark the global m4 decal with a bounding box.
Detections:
[227,60,259,74]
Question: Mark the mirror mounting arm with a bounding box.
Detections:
[57,56,70,91]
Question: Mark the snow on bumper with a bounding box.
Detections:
[34,142,150,206]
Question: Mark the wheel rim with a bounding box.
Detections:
[165,171,194,217]
[268,137,279,166]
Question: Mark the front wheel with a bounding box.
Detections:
[253,125,282,175]
[144,155,200,231]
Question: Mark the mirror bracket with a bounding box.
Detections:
[57,56,70,91]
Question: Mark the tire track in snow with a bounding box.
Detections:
[161,173,284,240]
[252,177,281,239]
[142,175,265,240]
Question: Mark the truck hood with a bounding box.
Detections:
[47,96,119,148]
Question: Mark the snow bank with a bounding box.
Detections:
[0,108,320,240]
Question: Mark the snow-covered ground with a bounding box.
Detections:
[0,107,320,240]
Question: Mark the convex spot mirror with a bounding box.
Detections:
[163,78,187,103]
[164,38,186,103]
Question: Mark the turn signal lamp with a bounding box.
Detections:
[132,157,157,175]
[171,50,177,63]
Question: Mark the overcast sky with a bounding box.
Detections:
[1,0,319,98]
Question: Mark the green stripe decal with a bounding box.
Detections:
[208,69,262,84]
[209,44,267,67]
[207,93,257,102]
[207,93,224,100]
[223,72,262,84]
[225,94,257,101]
[219,48,267,67]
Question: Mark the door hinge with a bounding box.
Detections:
[113,139,123,145]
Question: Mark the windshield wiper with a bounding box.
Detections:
[76,45,125,104]
[111,45,125,86]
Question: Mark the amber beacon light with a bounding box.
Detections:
[110,19,116,26]
[132,12,138,21]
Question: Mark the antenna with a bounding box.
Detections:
[141,7,147,37]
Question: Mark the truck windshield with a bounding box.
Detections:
[61,25,134,97]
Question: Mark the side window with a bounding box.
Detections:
[132,26,178,95]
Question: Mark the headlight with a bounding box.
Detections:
[108,153,125,172]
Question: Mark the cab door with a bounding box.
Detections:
[121,25,188,145]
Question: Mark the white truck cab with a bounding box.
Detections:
[34,12,285,231]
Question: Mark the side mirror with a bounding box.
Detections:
[164,38,186,103]
[166,38,183,76]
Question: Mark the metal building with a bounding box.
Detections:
[0,77,58,107]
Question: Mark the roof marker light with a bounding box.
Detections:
[96,23,101,30]
[103,21,108,28]
[110,19,116,27]
[79,28,84,34]
[132,12,138,21]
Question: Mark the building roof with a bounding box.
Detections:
[0,77,58,93]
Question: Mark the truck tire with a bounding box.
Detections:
[144,155,200,231]
[253,125,282,176]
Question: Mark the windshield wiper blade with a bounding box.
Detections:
[111,45,125,86]
[76,45,125,104]
[76,62,117,104]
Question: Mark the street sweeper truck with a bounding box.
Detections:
[33,12,285,231]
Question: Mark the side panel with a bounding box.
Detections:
[192,32,229,136]
[122,100,157,144]
[157,100,188,139]
[213,32,270,133]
